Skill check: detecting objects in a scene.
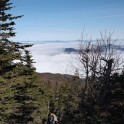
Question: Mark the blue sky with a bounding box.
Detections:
[11,0,124,41]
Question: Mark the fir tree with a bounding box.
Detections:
[0,0,23,123]
[0,0,39,123]
[9,50,39,124]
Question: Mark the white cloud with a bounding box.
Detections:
[27,40,124,74]
[28,41,79,74]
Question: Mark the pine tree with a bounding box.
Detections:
[9,50,39,124]
[0,0,23,123]
[0,0,24,76]
[0,0,39,123]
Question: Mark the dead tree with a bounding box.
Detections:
[77,31,122,104]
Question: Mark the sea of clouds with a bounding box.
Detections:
[27,41,80,74]
[20,40,124,75]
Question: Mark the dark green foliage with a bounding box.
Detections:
[0,1,22,122]
[34,68,123,124]
[22,50,35,75]
[0,1,123,124]
[0,0,39,123]
[108,72,124,123]
[9,73,39,124]
[0,0,23,39]
[8,52,39,124]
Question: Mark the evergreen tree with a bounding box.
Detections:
[107,72,124,123]
[9,50,39,124]
[0,0,22,123]
[0,0,39,123]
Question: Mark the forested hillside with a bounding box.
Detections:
[0,0,124,124]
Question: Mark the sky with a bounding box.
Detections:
[11,0,124,41]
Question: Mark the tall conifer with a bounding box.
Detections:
[0,0,39,123]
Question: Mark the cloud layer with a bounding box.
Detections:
[28,41,79,74]
[27,40,124,74]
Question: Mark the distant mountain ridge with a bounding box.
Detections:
[64,48,78,53]
[63,44,124,54]
[18,39,124,44]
